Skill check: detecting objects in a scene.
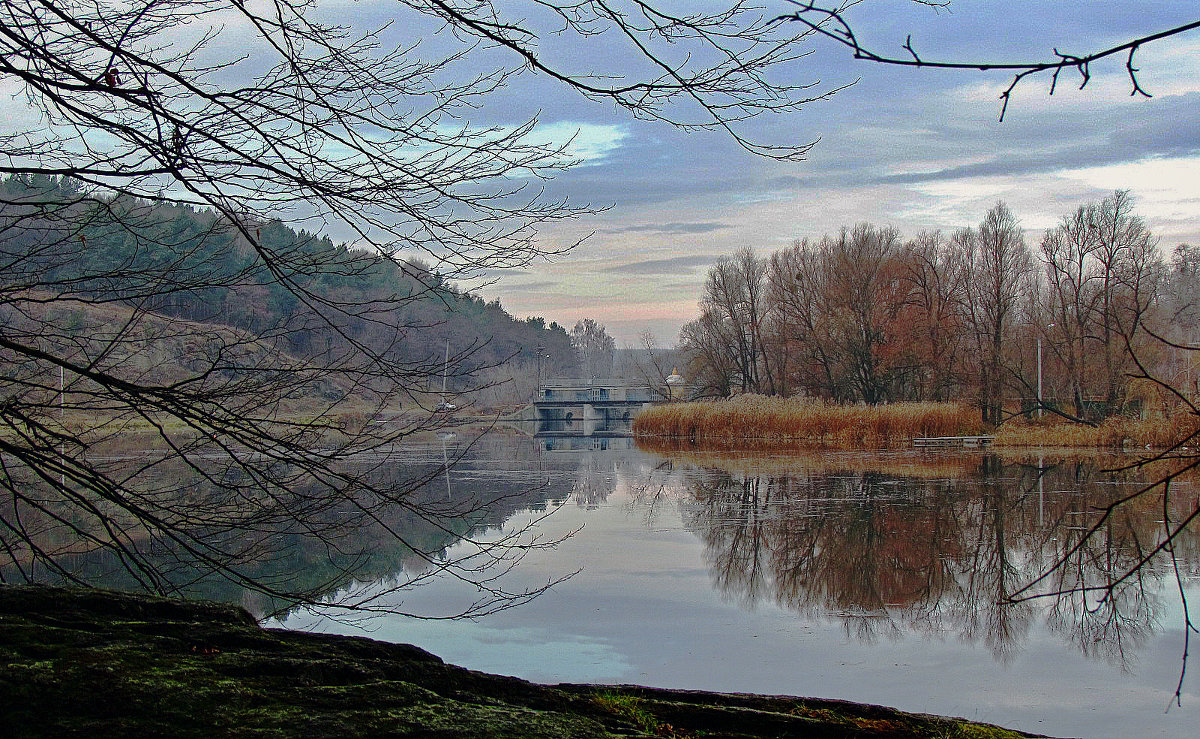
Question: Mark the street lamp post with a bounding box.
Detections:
[1037,323,1055,418]
[1037,335,1043,418]
[535,344,543,400]
[535,346,551,401]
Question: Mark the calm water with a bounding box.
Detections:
[269,434,1200,739]
[20,430,1195,737]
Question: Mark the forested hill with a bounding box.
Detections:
[1,175,576,396]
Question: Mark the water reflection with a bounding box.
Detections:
[535,416,634,436]
[539,435,635,452]
[264,440,1197,737]
[5,432,570,618]
[629,448,1200,667]
[20,427,1200,679]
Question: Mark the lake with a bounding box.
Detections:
[268,432,1200,739]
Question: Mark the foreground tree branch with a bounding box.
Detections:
[0,1,829,615]
[776,2,1200,120]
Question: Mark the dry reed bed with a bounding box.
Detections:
[633,396,982,447]
[993,412,1200,450]
[635,394,1200,451]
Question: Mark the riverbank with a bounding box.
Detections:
[633,395,1198,450]
[0,585,1044,738]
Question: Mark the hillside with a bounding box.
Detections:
[1,174,577,406]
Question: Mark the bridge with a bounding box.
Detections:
[533,378,663,437]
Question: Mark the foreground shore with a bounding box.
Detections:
[0,585,1046,738]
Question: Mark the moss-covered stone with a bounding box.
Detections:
[0,585,1051,738]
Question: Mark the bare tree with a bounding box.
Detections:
[820,223,904,403]
[695,226,924,404]
[695,250,772,394]
[679,311,740,399]
[959,203,1033,425]
[1160,245,1200,401]
[897,230,969,401]
[733,247,777,395]
[1165,244,1200,339]
[570,318,616,379]
[1039,192,1162,419]
[767,238,841,398]
[1088,192,1162,410]
[627,331,684,400]
[1040,205,1103,418]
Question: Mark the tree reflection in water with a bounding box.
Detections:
[630,449,1199,668]
[5,433,572,619]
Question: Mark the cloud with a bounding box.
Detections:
[607,222,731,235]
[605,255,717,276]
[471,269,532,280]
[528,122,629,166]
[1057,156,1200,239]
[1106,95,1200,158]
[351,3,1200,344]
[873,150,1105,185]
[493,280,562,295]
[858,92,1200,187]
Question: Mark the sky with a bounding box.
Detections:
[8,1,1195,347]
[425,0,1200,345]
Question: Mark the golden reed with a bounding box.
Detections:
[634,395,1200,450]
[993,412,1200,450]
[632,396,981,448]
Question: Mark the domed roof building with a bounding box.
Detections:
[666,368,685,400]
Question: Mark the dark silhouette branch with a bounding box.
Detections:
[775,2,1200,120]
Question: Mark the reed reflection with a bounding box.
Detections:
[633,449,1200,666]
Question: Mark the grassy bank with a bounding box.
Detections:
[633,396,982,447]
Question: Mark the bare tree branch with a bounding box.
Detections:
[776,2,1200,120]
[0,1,834,614]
